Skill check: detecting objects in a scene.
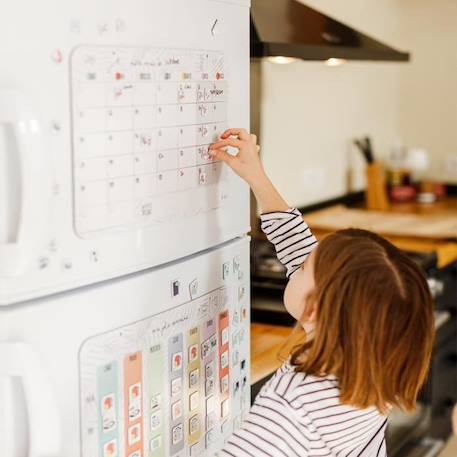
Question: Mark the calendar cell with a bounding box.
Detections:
[156,82,179,104]
[134,153,156,175]
[107,156,134,179]
[157,128,179,151]
[106,107,133,131]
[178,148,197,168]
[133,131,156,154]
[133,83,157,106]
[157,150,179,172]
[178,125,198,149]
[157,170,178,194]
[76,108,106,133]
[108,177,134,203]
[133,106,155,130]
[75,157,107,182]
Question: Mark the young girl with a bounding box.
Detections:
[209,129,435,457]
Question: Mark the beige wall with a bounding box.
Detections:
[256,0,457,208]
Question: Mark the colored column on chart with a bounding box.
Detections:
[187,326,202,447]
[219,310,230,421]
[168,333,184,456]
[97,361,119,457]
[146,343,165,457]
[201,316,217,449]
[124,351,144,457]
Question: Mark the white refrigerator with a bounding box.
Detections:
[0,1,251,456]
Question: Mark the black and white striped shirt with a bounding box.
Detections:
[222,208,387,457]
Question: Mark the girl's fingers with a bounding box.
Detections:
[210,138,242,150]
[209,148,235,165]
[220,128,250,141]
[250,133,257,144]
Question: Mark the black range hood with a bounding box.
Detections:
[251,0,410,62]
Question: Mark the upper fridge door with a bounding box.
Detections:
[0,0,250,304]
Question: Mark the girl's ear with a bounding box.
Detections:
[306,307,317,324]
[301,293,317,324]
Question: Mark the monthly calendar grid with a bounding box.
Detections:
[71,46,228,236]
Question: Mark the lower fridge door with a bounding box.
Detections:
[0,236,250,457]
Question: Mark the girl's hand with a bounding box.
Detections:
[209,128,289,213]
[209,128,266,187]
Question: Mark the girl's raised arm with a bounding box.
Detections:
[209,128,289,213]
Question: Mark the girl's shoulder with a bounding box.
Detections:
[262,360,340,404]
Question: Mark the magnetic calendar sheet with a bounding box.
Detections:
[71,46,228,237]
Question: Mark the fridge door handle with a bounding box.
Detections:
[0,88,52,277]
[0,343,61,457]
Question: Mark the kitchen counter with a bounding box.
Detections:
[250,323,293,384]
[250,311,451,387]
[306,197,457,269]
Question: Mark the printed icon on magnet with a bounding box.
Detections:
[171,377,182,397]
[222,262,230,279]
[101,393,117,433]
[205,377,215,396]
[238,285,245,301]
[198,169,207,185]
[201,339,210,358]
[232,350,239,366]
[206,429,215,448]
[189,414,200,435]
[209,334,218,352]
[172,352,183,371]
[150,411,161,431]
[128,449,141,457]
[189,279,198,298]
[220,374,229,394]
[150,393,161,411]
[206,395,215,414]
[189,391,199,411]
[190,442,201,456]
[221,399,229,418]
[205,362,214,379]
[221,328,229,346]
[150,435,162,451]
[172,423,184,445]
[171,400,183,421]
[128,383,142,421]
[189,368,200,388]
[233,256,240,272]
[220,350,229,369]
[241,306,247,321]
[128,423,141,445]
[103,439,118,457]
[172,280,180,297]
[206,411,216,431]
[188,344,199,363]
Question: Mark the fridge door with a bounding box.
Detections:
[0,237,250,457]
[0,0,250,305]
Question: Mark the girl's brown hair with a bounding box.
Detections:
[290,229,435,413]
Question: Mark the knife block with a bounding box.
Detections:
[366,162,390,211]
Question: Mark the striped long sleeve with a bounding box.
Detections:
[260,208,318,278]
[222,363,387,457]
